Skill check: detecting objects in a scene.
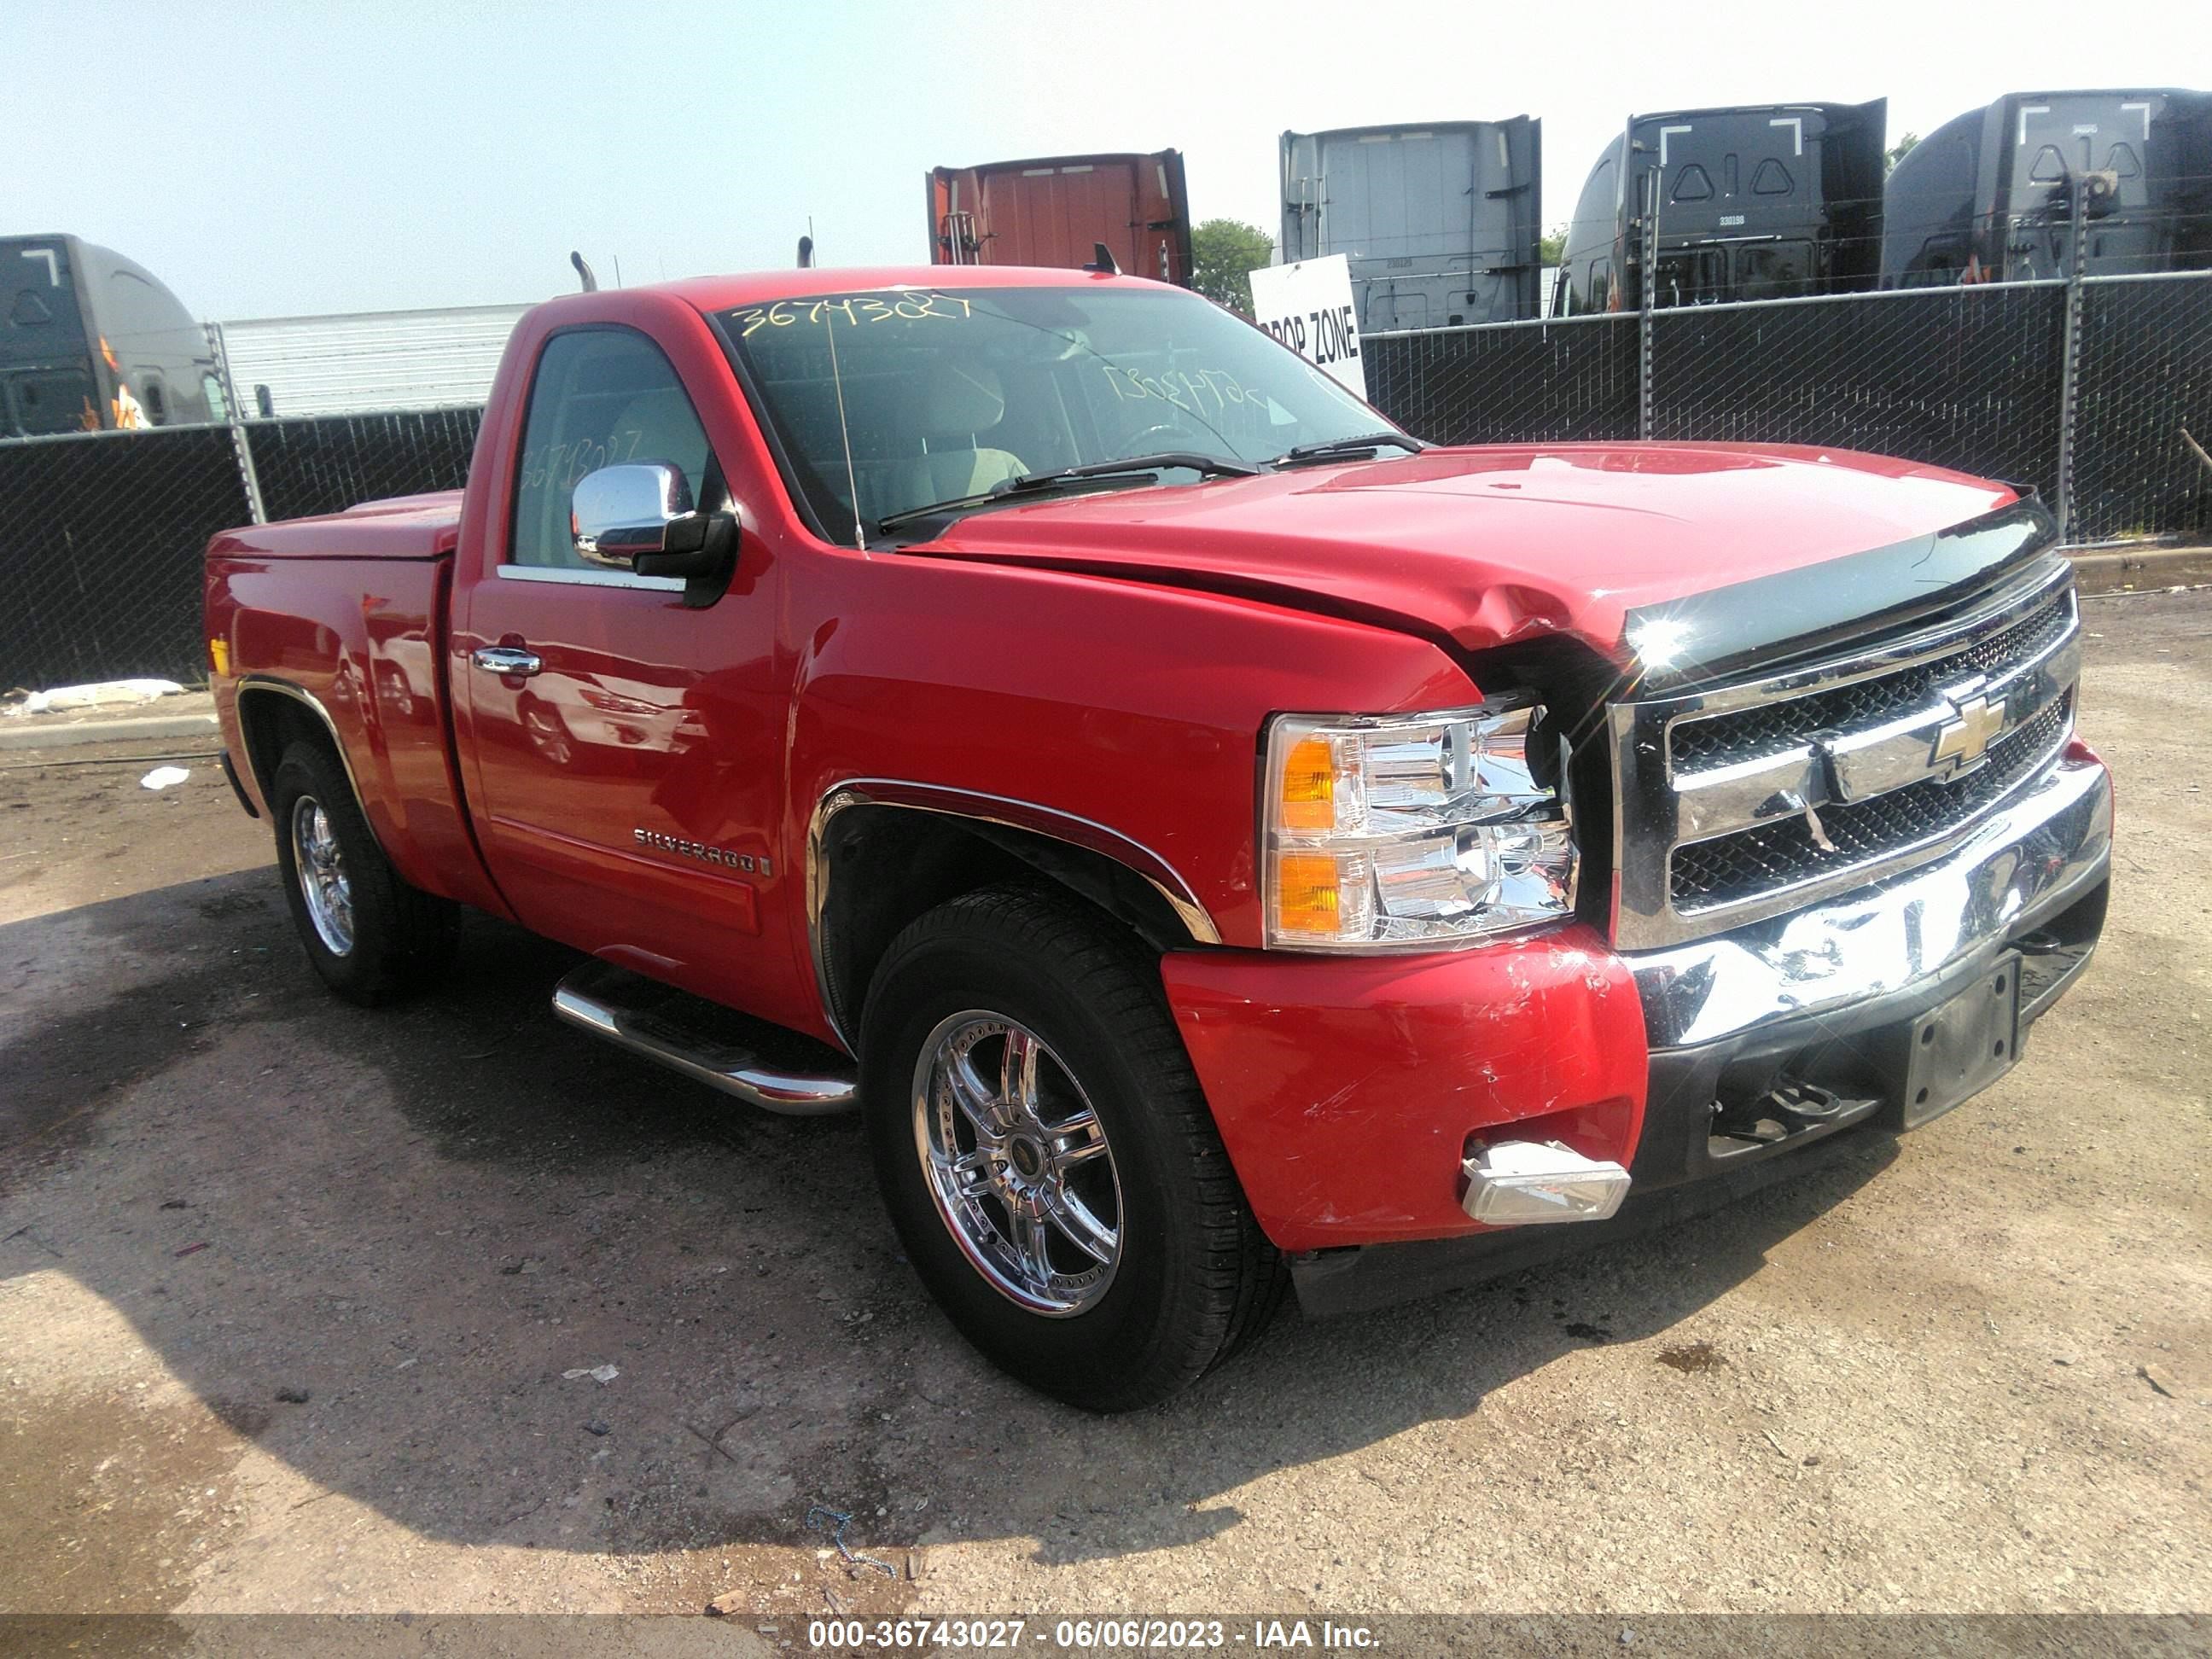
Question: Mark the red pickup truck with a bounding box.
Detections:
[206,266,2110,1409]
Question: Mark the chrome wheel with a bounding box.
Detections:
[290,795,355,957]
[911,1010,1122,1316]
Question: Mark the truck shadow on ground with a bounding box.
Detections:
[0,867,1898,1572]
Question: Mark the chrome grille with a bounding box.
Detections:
[1670,695,2071,911]
[1609,557,2081,951]
[1669,592,2076,769]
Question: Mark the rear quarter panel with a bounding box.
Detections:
[206,542,507,916]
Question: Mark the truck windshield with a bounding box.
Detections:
[716,286,1398,543]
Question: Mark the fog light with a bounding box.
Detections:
[1461,1140,1632,1225]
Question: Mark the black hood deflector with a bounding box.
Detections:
[1621,492,2060,692]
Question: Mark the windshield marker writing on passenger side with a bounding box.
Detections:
[1102,364,1257,416]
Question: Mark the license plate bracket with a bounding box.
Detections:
[1901,952,2023,1129]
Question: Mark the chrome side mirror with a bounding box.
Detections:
[571,463,693,569]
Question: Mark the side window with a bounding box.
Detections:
[142,376,168,424]
[1738,242,1811,300]
[509,329,713,571]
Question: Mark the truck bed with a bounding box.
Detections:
[211,490,464,562]
[206,490,503,915]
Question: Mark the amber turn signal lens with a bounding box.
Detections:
[1278,736,1338,832]
[1272,851,1344,937]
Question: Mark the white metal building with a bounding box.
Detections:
[213,303,532,417]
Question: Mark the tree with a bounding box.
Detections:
[1190,218,1275,317]
[1885,132,1919,176]
[1539,224,1567,266]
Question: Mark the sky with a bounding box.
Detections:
[15,0,2209,321]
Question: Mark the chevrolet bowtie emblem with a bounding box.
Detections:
[1930,689,2006,777]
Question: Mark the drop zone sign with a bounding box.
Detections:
[1247,255,1365,399]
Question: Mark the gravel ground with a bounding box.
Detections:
[0,590,2205,1624]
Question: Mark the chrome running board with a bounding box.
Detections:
[551,959,859,1116]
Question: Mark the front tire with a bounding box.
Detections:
[269,740,458,1006]
[860,885,1282,1411]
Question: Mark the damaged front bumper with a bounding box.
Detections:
[1286,741,2112,1318]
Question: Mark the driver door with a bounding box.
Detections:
[460,323,788,1012]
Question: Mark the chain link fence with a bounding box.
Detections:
[2069,273,2212,544]
[0,409,482,691]
[1647,282,2069,495]
[1365,313,1638,444]
[1368,269,2212,547]
[0,427,251,689]
[3,271,2208,690]
[246,407,482,524]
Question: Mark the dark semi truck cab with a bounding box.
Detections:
[1557,101,1887,312]
[1883,87,2212,284]
[2,233,218,434]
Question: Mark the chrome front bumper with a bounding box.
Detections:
[1289,746,2110,1321]
[1625,747,2112,1052]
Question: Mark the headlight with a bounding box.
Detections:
[1262,702,1576,949]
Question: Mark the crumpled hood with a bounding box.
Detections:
[911,443,2021,659]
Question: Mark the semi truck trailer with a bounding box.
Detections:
[928,152,1193,286]
[1279,119,1544,330]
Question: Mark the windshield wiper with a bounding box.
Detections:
[874,451,1261,533]
[1008,451,1264,489]
[1272,432,1424,466]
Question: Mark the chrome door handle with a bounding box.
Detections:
[473,646,543,678]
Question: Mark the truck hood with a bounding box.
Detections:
[912,443,2026,666]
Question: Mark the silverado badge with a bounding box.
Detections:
[632,828,771,876]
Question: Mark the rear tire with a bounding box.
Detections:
[269,740,458,1006]
[860,884,1283,1411]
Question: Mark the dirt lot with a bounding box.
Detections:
[1,591,2206,1625]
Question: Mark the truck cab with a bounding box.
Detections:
[1555,102,1887,313]
[3,234,218,434]
[1883,88,2212,285]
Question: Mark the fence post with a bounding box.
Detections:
[2052,189,2089,543]
[207,322,268,526]
[1638,169,1656,442]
